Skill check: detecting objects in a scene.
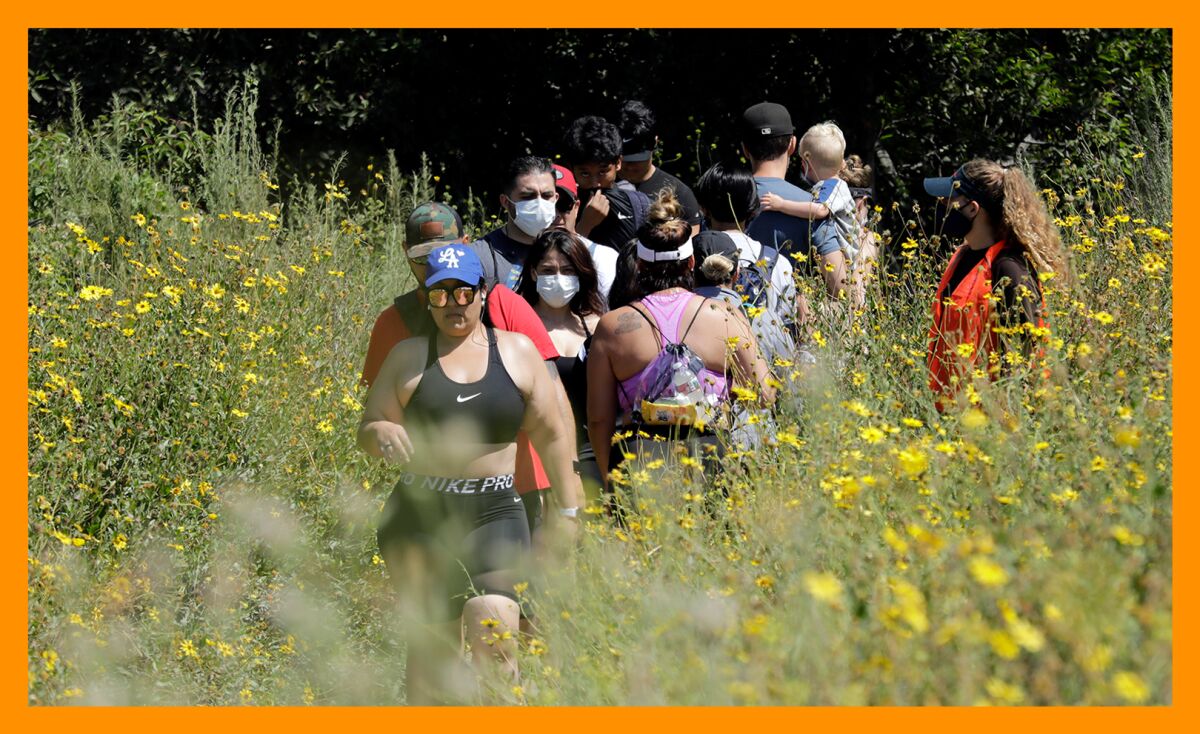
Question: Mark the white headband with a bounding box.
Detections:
[636,238,694,263]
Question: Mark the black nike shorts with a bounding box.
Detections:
[377,472,531,621]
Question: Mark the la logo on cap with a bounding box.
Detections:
[437,248,462,268]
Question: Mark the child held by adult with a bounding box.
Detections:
[759,121,859,266]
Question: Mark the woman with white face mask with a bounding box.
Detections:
[516,229,607,508]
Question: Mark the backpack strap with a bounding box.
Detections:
[753,245,781,308]
[761,244,780,274]
[618,303,661,430]
[677,296,709,344]
[628,301,665,345]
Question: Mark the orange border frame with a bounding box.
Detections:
[5,6,1189,730]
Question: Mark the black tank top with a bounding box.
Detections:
[404,327,526,445]
[554,316,593,448]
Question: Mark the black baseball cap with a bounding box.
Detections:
[742,102,794,138]
[923,165,998,211]
[622,135,655,163]
[692,230,740,263]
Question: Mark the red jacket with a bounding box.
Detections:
[927,240,1047,406]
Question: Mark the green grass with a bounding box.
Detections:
[27,90,1171,705]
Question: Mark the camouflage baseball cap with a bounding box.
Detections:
[405,202,465,258]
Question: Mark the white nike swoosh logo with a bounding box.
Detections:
[456,393,482,403]
[616,212,632,220]
[513,497,523,503]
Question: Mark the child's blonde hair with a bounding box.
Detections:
[799,121,846,171]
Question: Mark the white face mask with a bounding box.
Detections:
[511,197,557,237]
[536,274,580,309]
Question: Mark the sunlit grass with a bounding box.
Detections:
[27,91,1171,705]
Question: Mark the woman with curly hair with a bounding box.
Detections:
[923,158,1071,408]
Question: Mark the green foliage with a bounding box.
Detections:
[27,62,1171,706]
[29,29,1171,210]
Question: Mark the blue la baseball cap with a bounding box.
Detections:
[424,244,484,288]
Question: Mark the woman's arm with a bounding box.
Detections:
[720,302,776,406]
[586,340,618,493]
[358,340,418,464]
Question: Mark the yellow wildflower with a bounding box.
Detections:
[802,571,844,607]
[968,557,1008,587]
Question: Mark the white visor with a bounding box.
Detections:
[636,239,694,263]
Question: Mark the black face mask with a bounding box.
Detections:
[937,201,976,239]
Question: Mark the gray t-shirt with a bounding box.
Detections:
[746,177,841,275]
[469,227,529,290]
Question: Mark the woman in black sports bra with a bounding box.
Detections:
[516,229,607,515]
[358,244,582,704]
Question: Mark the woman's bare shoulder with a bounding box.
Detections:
[493,329,541,369]
[494,328,536,350]
[391,333,431,359]
[694,294,743,319]
[595,305,647,338]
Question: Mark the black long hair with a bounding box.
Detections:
[515,228,606,316]
[695,162,760,226]
[607,239,639,311]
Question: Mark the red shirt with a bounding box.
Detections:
[361,285,558,493]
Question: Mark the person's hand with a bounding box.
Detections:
[563,199,581,234]
[577,190,609,236]
[548,513,581,545]
[372,422,414,464]
[761,192,783,212]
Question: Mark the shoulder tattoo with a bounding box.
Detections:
[614,311,644,335]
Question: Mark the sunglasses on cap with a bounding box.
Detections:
[426,285,479,308]
[406,239,461,266]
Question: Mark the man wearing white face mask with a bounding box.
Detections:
[469,156,559,291]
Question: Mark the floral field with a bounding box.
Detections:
[27,90,1172,705]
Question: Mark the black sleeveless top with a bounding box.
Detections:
[553,317,593,448]
[404,327,526,445]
